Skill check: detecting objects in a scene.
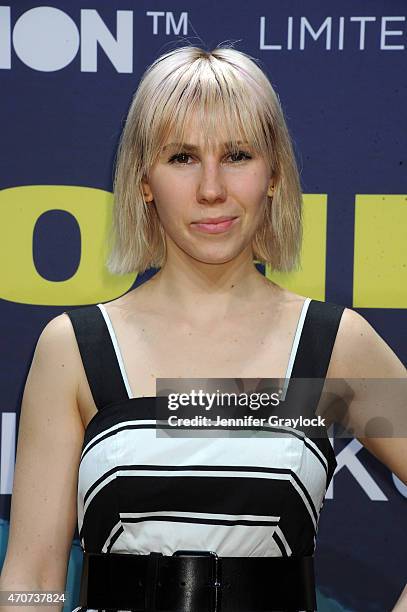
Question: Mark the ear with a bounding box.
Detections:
[141,177,154,203]
[267,183,275,198]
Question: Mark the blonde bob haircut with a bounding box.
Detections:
[106,43,303,276]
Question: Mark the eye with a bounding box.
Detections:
[229,150,252,163]
[168,152,191,165]
[167,150,253,165]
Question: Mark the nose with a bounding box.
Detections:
[196,160,227,205]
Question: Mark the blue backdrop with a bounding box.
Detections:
[1,2,406,611]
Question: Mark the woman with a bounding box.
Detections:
[1,44,406,611]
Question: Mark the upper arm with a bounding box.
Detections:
[330,308,406,378]
[326,307,407,484]
[0,313,85,590]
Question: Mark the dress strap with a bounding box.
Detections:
[64,305,130,410]
[284,299,346,482]
[290,299,346,379]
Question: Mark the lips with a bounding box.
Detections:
[190,217,239,234]
[192,216,237,224]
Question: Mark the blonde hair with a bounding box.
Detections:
[106,43,303,275]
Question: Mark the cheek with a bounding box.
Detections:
[241,184,268,216]
[233,169,268,199]
[154,197,185,231]
[152,176,194,225]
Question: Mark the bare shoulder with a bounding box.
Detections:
[253,279,310,310]
[36,312,82,372]
[328,306,406,378]
[32,312,86,420]
[101,282,159,317]
[266,283,308,303]
[38,311,79,348]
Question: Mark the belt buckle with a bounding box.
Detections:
[172,549,221,612]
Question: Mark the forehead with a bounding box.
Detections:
[161,140,251,154]
[161,132,249,154]
[161,109,248,151]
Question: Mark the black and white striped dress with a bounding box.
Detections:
[66,297,345,612]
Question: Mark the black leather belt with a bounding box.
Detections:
[79,550,316,611]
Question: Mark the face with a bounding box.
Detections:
[142,117,274,266]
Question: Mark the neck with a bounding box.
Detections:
[146,247,281,322]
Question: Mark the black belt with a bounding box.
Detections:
[79,550,316,611]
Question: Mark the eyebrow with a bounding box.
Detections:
[162,141,250,152]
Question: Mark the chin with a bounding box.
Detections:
[188,251,240,265]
